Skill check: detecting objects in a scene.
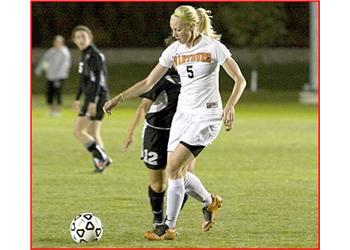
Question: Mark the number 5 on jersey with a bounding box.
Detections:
[186,65,194,78]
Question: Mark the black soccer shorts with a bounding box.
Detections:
[141,125,170,170]
[79,92,107,121]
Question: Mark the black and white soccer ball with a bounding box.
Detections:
[70,213,103,243]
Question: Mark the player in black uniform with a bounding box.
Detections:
[123,67,195,228]
[71,25,111,173]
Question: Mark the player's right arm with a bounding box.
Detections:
[73,82,83,112]
[103,63,168,114]
[123,98,153,152]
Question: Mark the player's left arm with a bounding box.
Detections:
[73,82,83,112]
[221,57,247,131]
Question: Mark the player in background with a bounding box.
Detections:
[104,5,246,240]
[71,25,112,173]
[35,35,71,117]
[123,37,195,228]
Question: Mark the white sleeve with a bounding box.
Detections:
[159,45,174,68]
[215,41,232,65]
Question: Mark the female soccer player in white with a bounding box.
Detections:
[104,5,246,240]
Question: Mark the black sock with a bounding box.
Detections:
[86,141,106,161]
[181,193,189,211]
[148,186,165,224]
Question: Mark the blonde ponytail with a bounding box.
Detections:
[172,5,221,41]
[196,8,221,41]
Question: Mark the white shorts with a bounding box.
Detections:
[167,111,222,152]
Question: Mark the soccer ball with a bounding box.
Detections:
[70,213,103,243]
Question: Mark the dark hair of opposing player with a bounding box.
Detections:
[71,25,93,42]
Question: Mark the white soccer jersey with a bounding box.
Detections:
[159,35,231,115]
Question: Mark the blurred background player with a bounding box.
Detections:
[104,5,246,240]
[35,35,71,117]
[71,25,112,173]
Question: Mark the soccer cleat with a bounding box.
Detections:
[144,223,177,241]
[93,157,112,173]
[103,157,112,168]
[93,158,104,173]
[202,193,223,232]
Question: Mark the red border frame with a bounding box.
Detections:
[30,1,321,250]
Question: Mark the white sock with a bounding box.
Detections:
[165,178,185,229]
[184,172,212,207]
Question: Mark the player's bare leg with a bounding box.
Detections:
[89,121,104,149]
[89,120,112,171]
[73,116,110,172]
[73,116,94,144]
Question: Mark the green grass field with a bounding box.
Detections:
[32,91,318,248]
